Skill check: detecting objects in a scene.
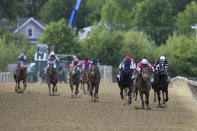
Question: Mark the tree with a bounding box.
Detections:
[176,1,197,35]
[77,0,106,28]
[101,0,132,31]
[0,0,26,20]
[114,0,144,12]
[159,34,197,76]
[169,0,193,16]
[0,32,36,72]
[39,0,75,23]
[24,0,48,18]
[133,0,175,45]
[80,26,123,66]
[119,30,157,64]
[39,19,78,54]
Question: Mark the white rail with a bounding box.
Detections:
[0,72,11,83]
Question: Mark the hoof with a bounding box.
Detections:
[165,98,169,102]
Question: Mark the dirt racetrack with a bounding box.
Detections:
[1,79,197,131]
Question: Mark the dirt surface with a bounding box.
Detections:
[0,80,197,131]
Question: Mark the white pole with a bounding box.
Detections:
[191,24,197,39]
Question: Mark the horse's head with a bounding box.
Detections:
[89,65,98,77]
[122,61,132,77]
[71,65,80,76]
[159,62,166,75]
[18,60,26,71]
[142,67,149,80]
[48,61,55,74]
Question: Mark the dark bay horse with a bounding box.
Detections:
[69,65,80,97]
[119,61,134,105]
[136,67,151,109]
[89,65,100,102]
[14,61,27,93]
[82,69,90,94]
[152,62,169,106]
[47,63,58,95]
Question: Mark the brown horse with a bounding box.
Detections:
[14,61,27,93]
[69,65,80,97]
[136,67,151,109]
[81,69,90,94]
[47,63,58,95]
[152,62,169,106]
[89,65,100,102]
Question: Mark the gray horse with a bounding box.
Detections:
[69,65,81,97]
[89,65,100,102]
[47,63,58,95]
[14,61,27,93]
[136,67,151,109]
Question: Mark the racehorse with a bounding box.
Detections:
[69,65,80,97]
[47,62,58,95]
[89,65,100,102]
[82,69,90,94]
[119,61,134,105]
[14,61,27,93]
[136,67,151,109]
[152,62,169,106]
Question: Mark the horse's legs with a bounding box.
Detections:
[69,80,74,96]
[94,85,99,101]
[15,80,18,92]
[93,85,98,102]
[82,81,86,94]
[120,87,124,100]
[75,83,79,96]
[128,86,132,105]
[157,91,161,105]
[145,93,149,108]
[23,79,27,92]
[124,88,127,97]
[154,90,157,102]
[89,83,93,101]
[55,84,57,92]
[162,90,165,104]
[135,87,138,101]
[48,83,51,95]
[165,88,169,102]
[18,80,20,91]
[140,92,144,109]
[87,82,90,92]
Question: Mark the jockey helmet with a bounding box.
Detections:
[160,56,165,62]
[93,58,97,63]
[50,51,55,56]
[20,53,25,57]
[142,59,147,65]
[73,58,79,65]
[125,56,131,62]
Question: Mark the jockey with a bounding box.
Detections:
[117,56,136,81]
[136,59,154,73]
[72,58,81,67]
[154,56,168,72]
[17,53,27,69]
[91,58,100,68]
[154,56,168,81]
[47,51,59,69]
[82,58,91,70]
